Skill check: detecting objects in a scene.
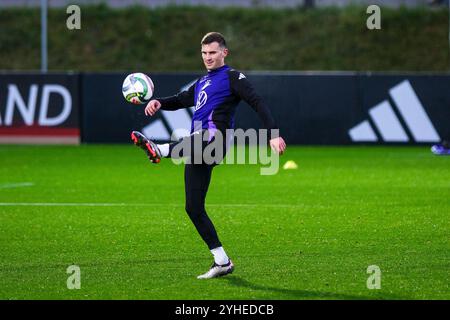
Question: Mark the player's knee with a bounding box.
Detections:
[185,200,204,218]
[185,202,197,216]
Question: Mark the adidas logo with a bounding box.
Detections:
[142,80,195,141]
[349,80,440,143]
[238,73,246,80]
[201,80,212,91]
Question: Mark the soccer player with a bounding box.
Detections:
[131,32,286,279]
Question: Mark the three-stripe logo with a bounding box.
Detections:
[349,80,440,143]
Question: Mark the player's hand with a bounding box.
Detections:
[269,136,286,155]
[145,100,161,116]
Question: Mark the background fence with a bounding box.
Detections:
[0,72,448,145]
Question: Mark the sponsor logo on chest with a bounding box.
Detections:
[195,79,212,111]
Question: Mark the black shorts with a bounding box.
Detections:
[168,129,231,165]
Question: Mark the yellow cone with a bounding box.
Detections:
[283,160,298,170]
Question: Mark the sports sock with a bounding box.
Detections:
[157,143,169,157]
[210,246,229,265]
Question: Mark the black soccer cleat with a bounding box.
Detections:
[131,131,161,164]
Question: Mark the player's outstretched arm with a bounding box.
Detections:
[146,82,196,115]
[230,70,287,154]
[229,70,277,130]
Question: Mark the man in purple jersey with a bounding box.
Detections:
[131,32,286,279]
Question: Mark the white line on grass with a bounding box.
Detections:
[0,182,35,189]
[0,202,302,208]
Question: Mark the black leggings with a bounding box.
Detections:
[184,163,221,250]
[168,130,227,250]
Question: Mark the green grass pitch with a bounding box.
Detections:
[0,145,448,300]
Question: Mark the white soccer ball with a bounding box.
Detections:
[122,72,154,104]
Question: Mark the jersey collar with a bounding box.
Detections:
[207,64,229,74]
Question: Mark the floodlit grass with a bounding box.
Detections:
[0,145,448,299]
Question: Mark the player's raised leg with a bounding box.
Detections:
[131,131,162,163]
